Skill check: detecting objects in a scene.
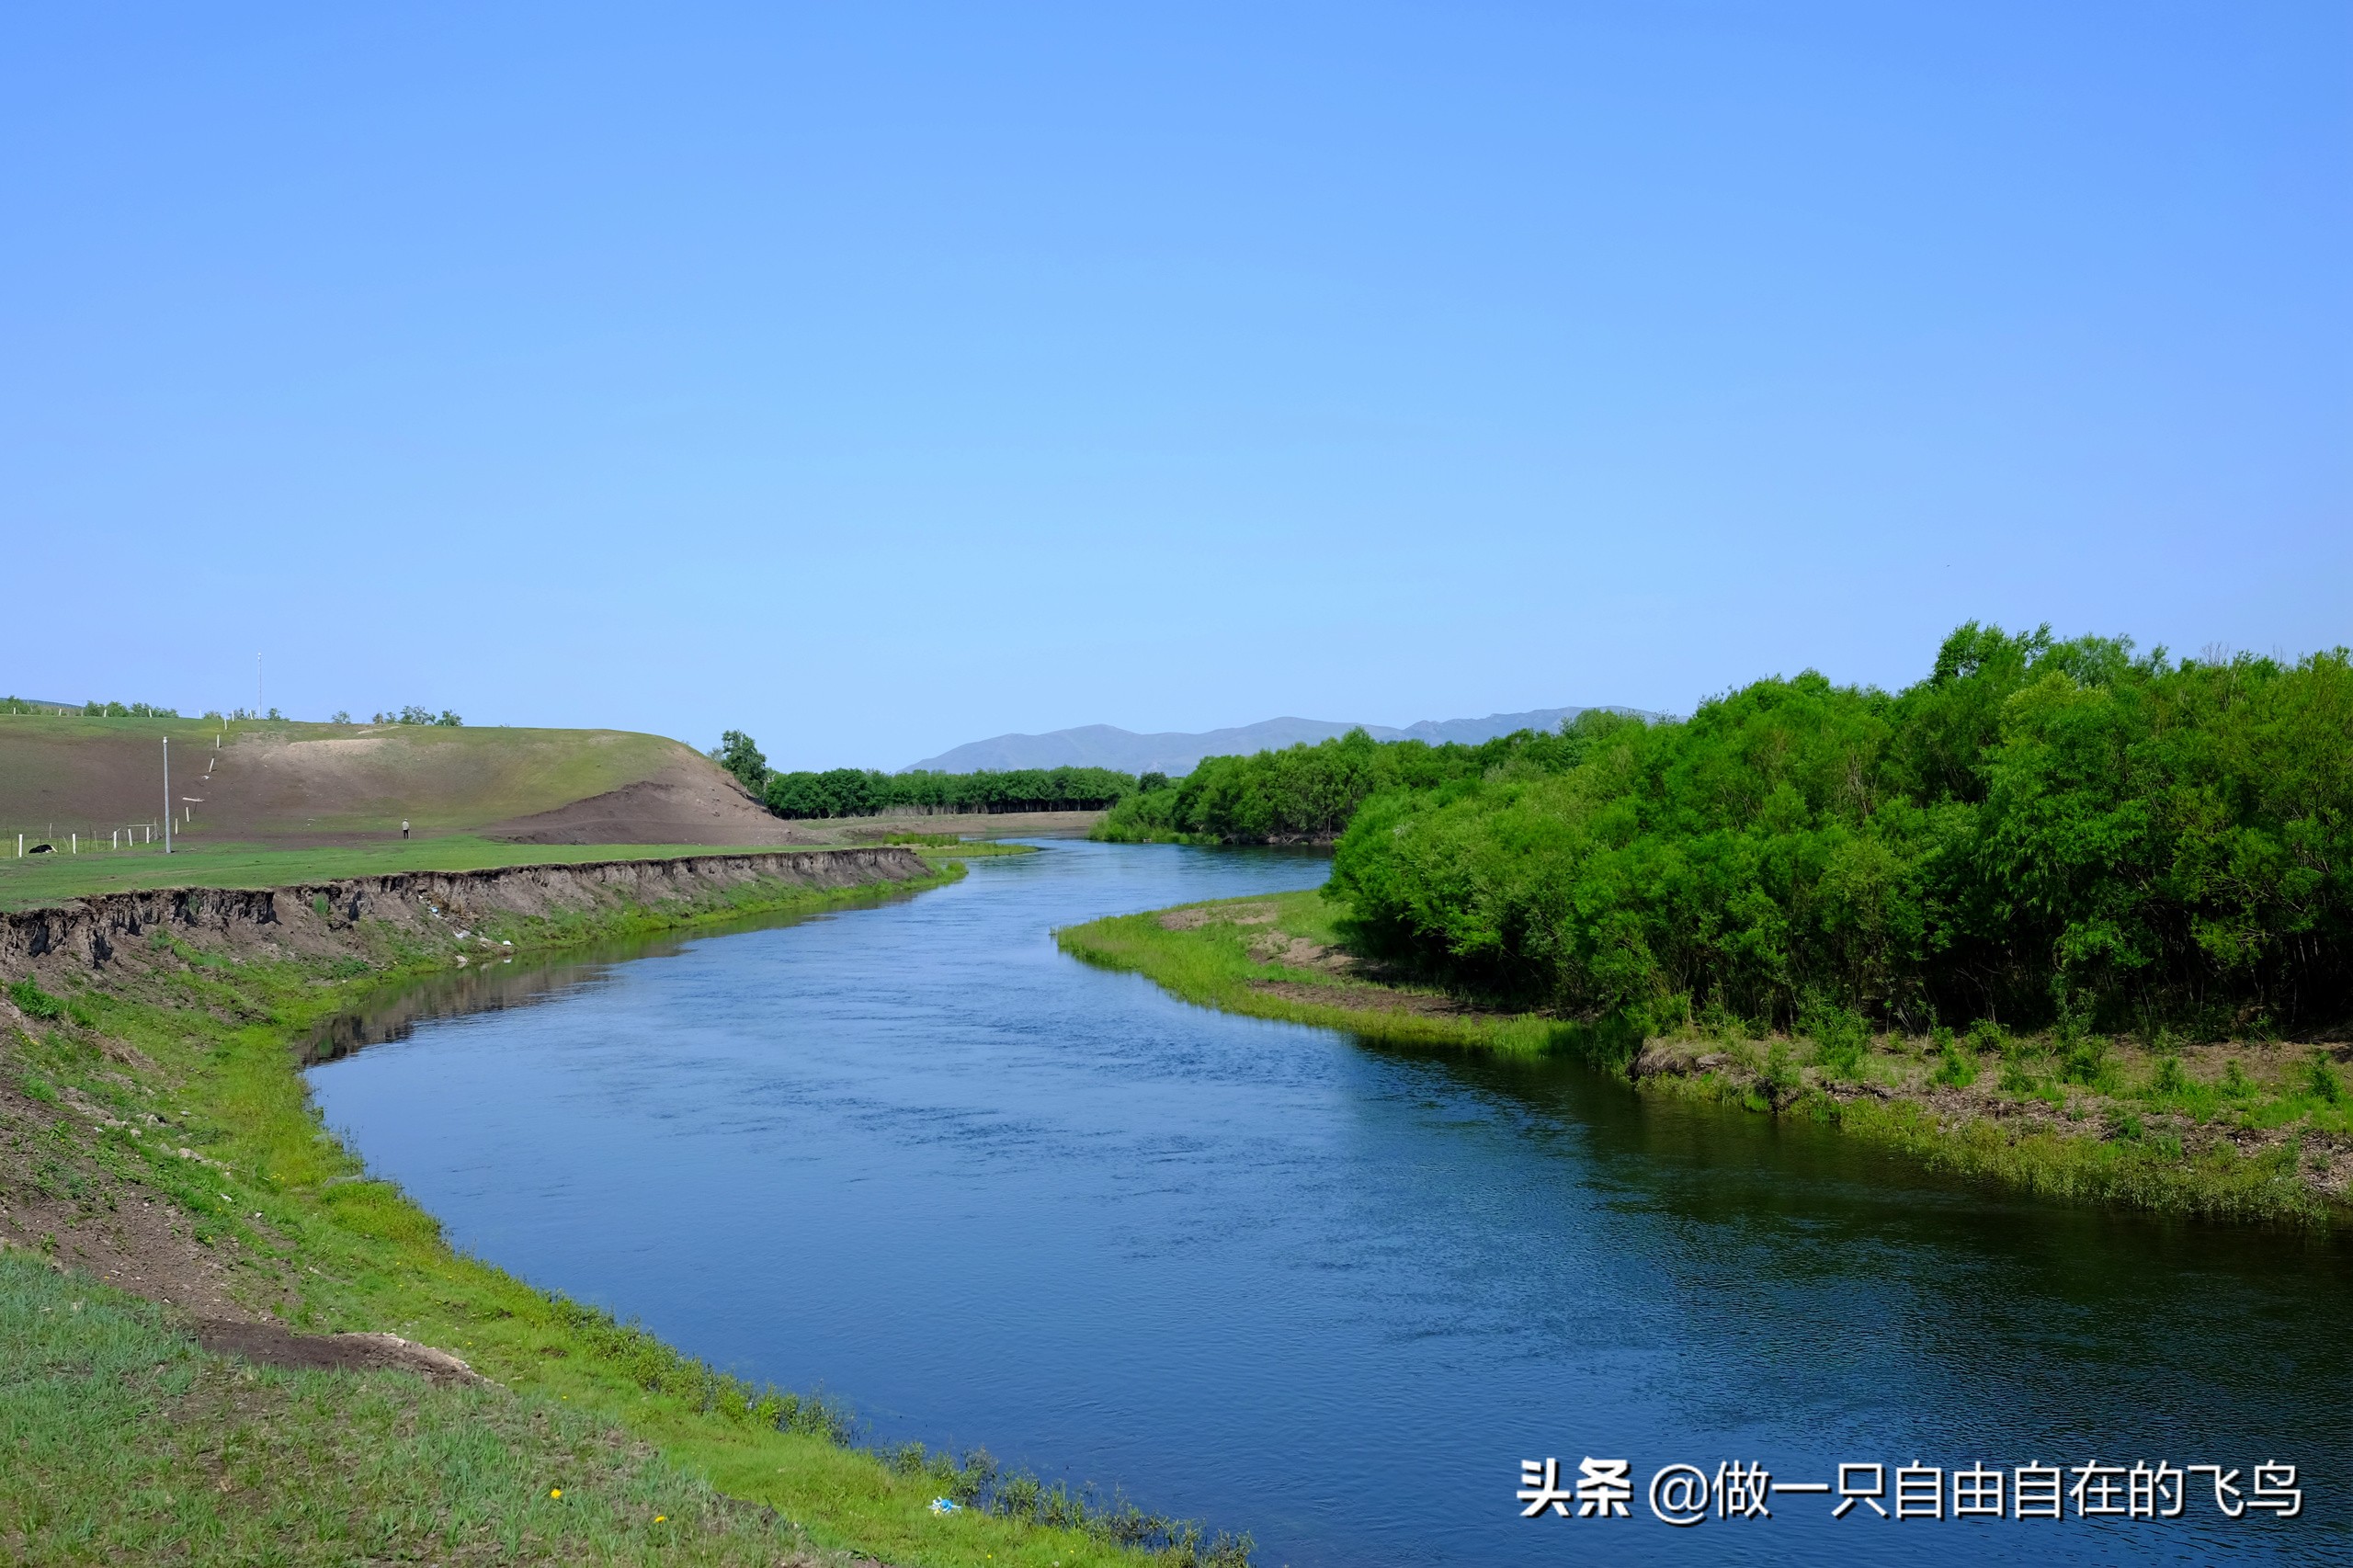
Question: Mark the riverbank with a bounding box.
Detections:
[1056,888,2353,1227]
[0,846,1215,1567]
[795,810,1107,844]
[0,835,836,914]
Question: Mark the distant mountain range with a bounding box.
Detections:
[907,708,1643,777]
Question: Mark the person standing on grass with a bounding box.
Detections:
[401,819,410,840]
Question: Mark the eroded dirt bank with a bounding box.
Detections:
[0,846,930,972]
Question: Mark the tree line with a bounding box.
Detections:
[1094,726,1587,843]
[1323,624,2353,1035]
[710,732,1135,818]
[0,698,185,717]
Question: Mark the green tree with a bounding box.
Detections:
[1325,627,2353,1033]
[714,730,769,794]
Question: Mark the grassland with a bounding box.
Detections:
[1057,888,2352,1227]
[4,850,1235,1568]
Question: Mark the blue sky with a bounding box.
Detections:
[4,4,2345,769]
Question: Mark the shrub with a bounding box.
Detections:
[1807,1003,1869,1080]
[2060,1036,2113,1089]
[1929,1028,1979,1088]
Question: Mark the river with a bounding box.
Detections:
[306,840,2350,1566]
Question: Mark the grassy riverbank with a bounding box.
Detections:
[2,850,1233,1567]
[1057,888,2352,1227]
[0,1247,831,1563]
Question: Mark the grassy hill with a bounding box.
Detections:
[0,715,814,907]
[0,716,684,841]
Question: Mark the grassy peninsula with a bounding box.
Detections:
[1057,887,2350,1225]
[2,846,1235,1568]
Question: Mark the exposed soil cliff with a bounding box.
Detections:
[0,846,931,973]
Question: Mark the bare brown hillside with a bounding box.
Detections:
[488,762,819,845]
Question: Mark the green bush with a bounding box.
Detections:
[1929,1027,1979,1088]
[2061,1036,2114,1089]
[1331,624,2353,1033]
[1807,1003,1870,1080]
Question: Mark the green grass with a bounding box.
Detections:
[0,837,842,912]
[0,1249,831,1565]
[1651,1066,2328,1222]
[1055,889,1606,1058]
[6,855,1238,1567]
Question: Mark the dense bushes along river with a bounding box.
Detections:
[1330,624,2353,1036]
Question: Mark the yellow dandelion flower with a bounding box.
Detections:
[550,1488,563,1498]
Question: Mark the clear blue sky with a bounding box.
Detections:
[4,4,2346,769]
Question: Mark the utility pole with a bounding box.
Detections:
[163,735,172,855]
[257,653,263,718]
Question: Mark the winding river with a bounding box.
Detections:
[308,840,2350,1567]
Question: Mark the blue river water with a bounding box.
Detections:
[306,840,2350,1567]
